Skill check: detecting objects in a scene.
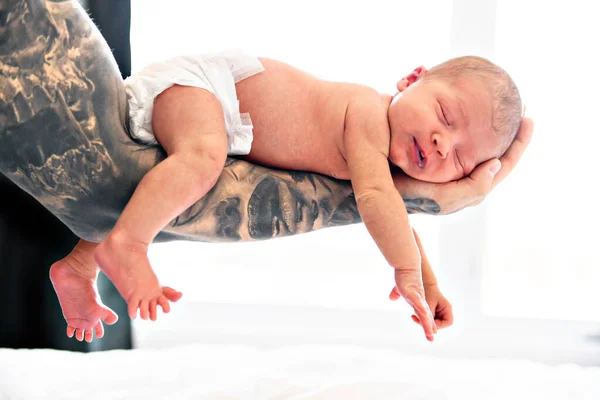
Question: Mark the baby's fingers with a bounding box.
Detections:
[434,302,454,329]
[427,300,439,334]
[389,286,401,301]
[412,313,439,334]
[435,317,452,329]
[405,291,435,341]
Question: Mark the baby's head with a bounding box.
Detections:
[388,56,522,183]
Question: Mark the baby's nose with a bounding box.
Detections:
[432,135,449,159]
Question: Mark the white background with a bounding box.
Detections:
[129,0,600,365]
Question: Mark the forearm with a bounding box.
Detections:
[412,228,438,286]
[355,189,420,269]
[392,170,442,215]
[157,159,359,243]
[0,0,441,245]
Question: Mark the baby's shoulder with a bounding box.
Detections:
[345,86,387,122]
[343,87,390,143]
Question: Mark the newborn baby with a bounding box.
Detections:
[51,51,522,342]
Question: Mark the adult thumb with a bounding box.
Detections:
[470,158,500,190]
[485,159,501,177]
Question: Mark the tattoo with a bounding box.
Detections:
[404,198,441,215]
[0,0,440,245]
[214,197,242,240]
[329,194,361,226]
[248,176,318,239]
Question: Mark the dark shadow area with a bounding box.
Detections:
[0,0,132,351]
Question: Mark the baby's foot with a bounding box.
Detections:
[49,240,119,342]
[94,232,182,320]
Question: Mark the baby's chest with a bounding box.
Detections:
[251,113,349,177]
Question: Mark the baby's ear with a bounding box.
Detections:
[398,65,428,90]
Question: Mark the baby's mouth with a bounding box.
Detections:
[413,137,427,169]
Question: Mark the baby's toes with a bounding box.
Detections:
[101,307,118,326]
[139,299,150,320]
[149,299,157,321]
[162,286,183,302]
[67,325,76,338]
[95,321,105,339]
[158,295,170,314]
[127,298,140,320]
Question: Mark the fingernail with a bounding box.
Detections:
[489,160,501,175]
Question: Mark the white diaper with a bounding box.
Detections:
[124,49,265,155]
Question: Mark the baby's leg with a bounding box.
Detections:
[94,84,228,320]
[49,239,118,342]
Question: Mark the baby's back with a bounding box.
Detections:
[235,58,358,180]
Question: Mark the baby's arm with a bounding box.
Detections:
[414,228,438,287]
[389,228,454,330]
[413,228,453,329]
[344,94,436,341]
[95,85,228,319]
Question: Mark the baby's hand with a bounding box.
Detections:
[390,282,453,330]
[392,269,437,342]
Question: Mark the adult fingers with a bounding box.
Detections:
[492,116,534,188]
[449,116,534,210]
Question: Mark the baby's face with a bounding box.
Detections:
[388,75,499,183]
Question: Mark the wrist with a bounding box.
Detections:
[422,266,438,287]
[423,279,438,287]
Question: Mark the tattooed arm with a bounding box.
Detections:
[0,0,531,244]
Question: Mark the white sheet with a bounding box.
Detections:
[1,344,598,399]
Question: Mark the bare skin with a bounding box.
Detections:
[0,0,533,342]
[390,228,453,331]
[91,54,514,341]
[56,111,532,341]
[92,60,419,335]
[49,117,533,341]
[49,240,118,343]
